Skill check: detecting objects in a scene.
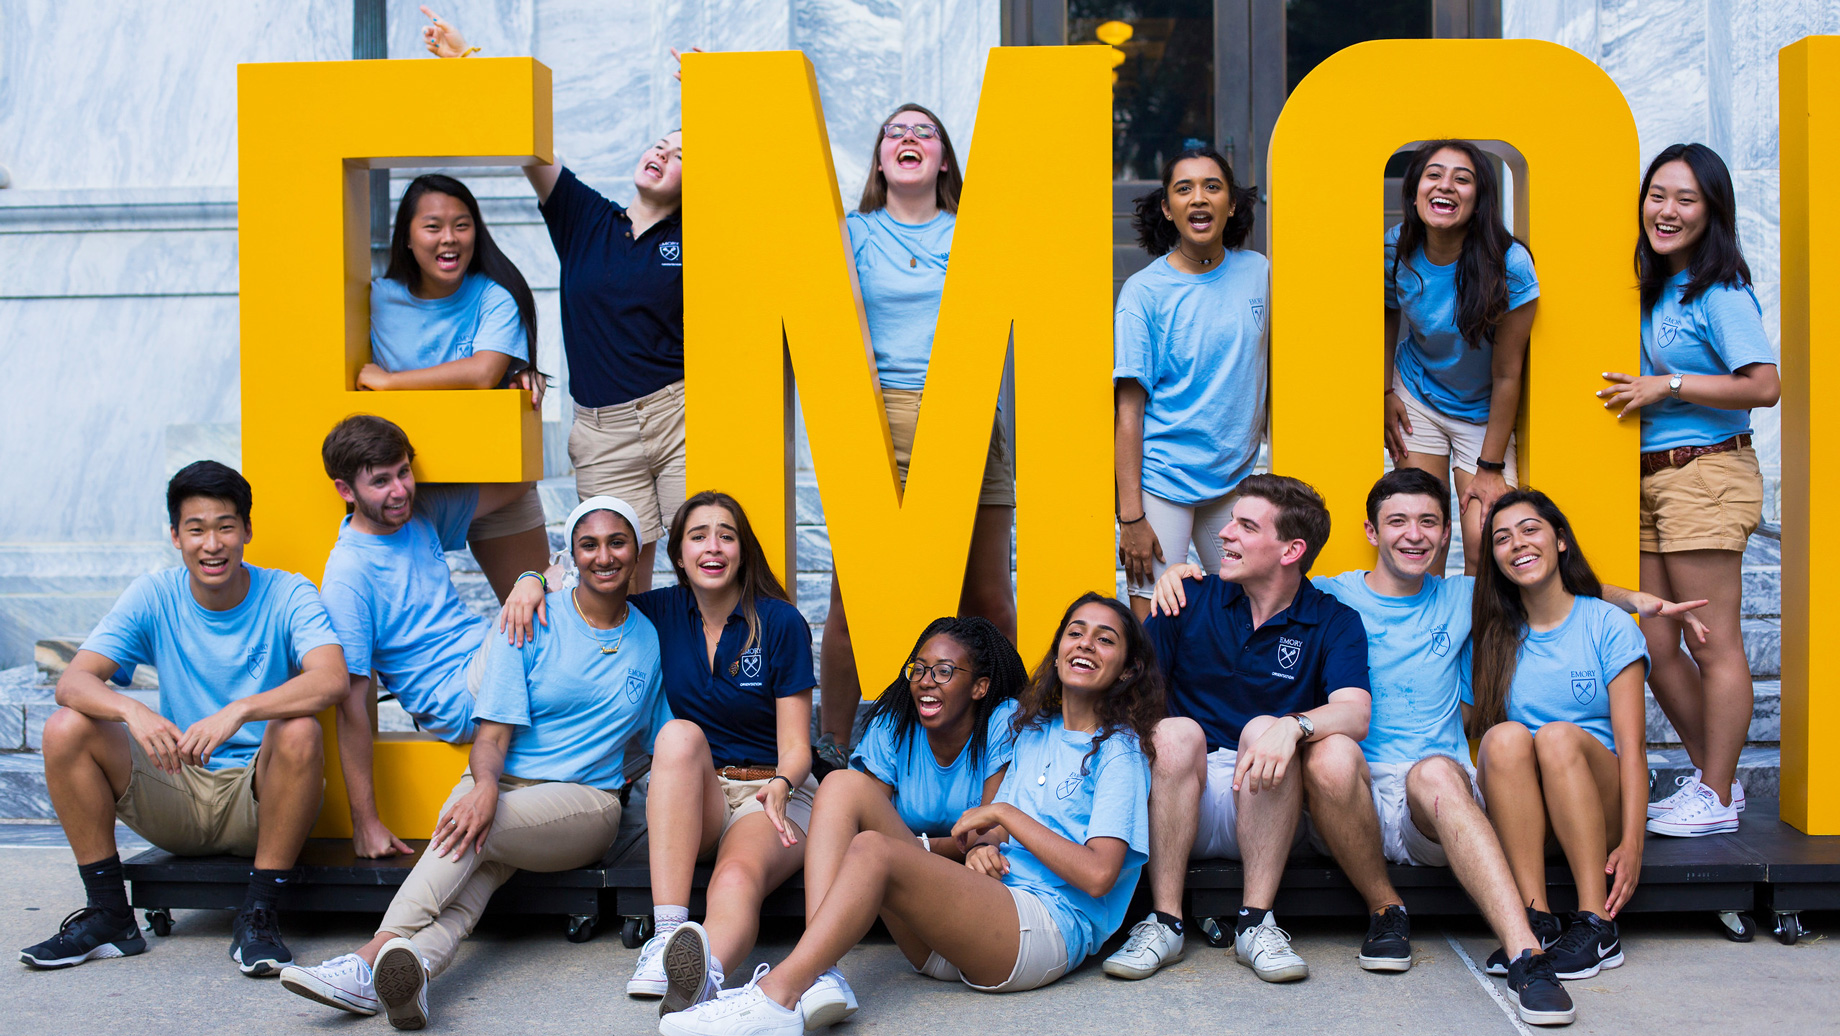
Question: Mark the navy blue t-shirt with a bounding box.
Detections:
[1145,576,1370,752]
[539,167,684,408]
[629,585,815,768]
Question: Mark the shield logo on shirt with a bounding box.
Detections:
[1571,677,1597,704]
[245,647,268,680]
[1658,318,1681,347]
[625,670,647,704]
[659,241,681,263]
[738,647,762,680]
[1277,637,1302,670]
[1429,627,1451,658]
[1056,773,1085,800]
[1250,298,1266,331]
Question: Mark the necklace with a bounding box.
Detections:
[572,589,629,655]
[1176,243,1222,268]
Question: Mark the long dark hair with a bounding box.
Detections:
[385,174,538,370]
[864,616,1028,772]
[1392,140,1525,349]
[1636,143,1752,313]
[1132,147,1258,257]
[1467,489,1604,737]
[1013,592,1165,770]
[666,490,791,658]
[857,103,964,215]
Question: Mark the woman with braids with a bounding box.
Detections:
[1114,147,1267,619]
[1384,140,1539,574]
[657,593,1162,1036]
[1462,490,1649,983]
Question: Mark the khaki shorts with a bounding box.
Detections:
[1393,374,1520,482]
[918,886,1070,993]
[1639,445,1763,553]
[708,773,819,848]
[115,736,277,857]
[882,388,1016,509]
[467,483,546,540]
[569,380,688,545]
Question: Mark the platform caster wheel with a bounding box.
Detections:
[1773,911,1805,946]
[1715,911,1755,943]
[1198,916,1231,949]
[566,914,598,944]
[621,917,644,948]
[143,908,173,937]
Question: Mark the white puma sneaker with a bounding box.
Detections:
[798,967,858,1030]
[660,963,803,1036]
[1103,914,1186,979]
[1234,913,1308,982]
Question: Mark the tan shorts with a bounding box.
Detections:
[568,380,688,544]
[882,388,1016,509]
[1639,445,1763,553]
[705,773,819,851]
[919,886,1070,993]
[1393,374,1520,482]
[115,736,275,857]
[467,483,546,540]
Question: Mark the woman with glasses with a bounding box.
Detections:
[818,105,1019,768]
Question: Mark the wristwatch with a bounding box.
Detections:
[1286,712,1315,741]
[1669,373,1684,399]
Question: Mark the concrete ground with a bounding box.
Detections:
[2,826,1835,1035]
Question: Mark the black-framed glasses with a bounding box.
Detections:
[882,122,940,140]
[903,660,962,683]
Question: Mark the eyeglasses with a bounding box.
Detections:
[882,122,941,140]
[903,660,963,683]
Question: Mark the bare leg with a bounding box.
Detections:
[703,813,808,971]
[41,708,133,865]
[1146,718,1207,915]
[1534,723,1622,917]
[469,526,553,602]
[1401,452,1455,573]
[646,721,728,910]
[1638,552,1705,769]
[1451,465,1486,577]
[1406,755,1538,956]
[802,770,914,921]
[1236,715,1305,910]
[754,831,1021,1009]
[819,576,860,746]
[1477,722,1549,913]
[250,716,324,871]
[629,542,658,594]
[960,505,1018,640]
[1657,549,1751,804]
[1300,734,1401,913]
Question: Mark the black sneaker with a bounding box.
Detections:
[1546,911,1622,980]
[1505,950,1576,1026]
[20,907,145,969]
[1357,904,1412,972]
[229,905,293,977]
[1485,907,1566,975]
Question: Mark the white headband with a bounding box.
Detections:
[552,495,645,576]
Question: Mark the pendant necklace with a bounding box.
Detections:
[572,590,628,655]
[1176,244,1222,268]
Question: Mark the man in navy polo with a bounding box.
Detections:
[1101,474,1376,985]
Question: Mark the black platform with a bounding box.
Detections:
[125,797,1840,946]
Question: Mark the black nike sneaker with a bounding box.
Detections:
[1505,950,1576,1026]
[1546,911,1623,980]
[230,904,293,977]
[1485,907,1566,975]
[1357,904,1412,972]
[20,907,145,969]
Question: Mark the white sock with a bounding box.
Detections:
[653,905,689,939]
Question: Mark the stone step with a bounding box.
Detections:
[1646,681,1779,745]
[1645,745,1780,805]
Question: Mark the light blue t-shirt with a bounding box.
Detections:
[849,699,1019,835]
[1315,571,1472,766]
[846,209,954,390]
[994,716,1150,967]
[475,591,669,790]
[80,565,341,771]
[1639,270,1777,451]
[1385,223,1539,424]
[1114,250,1270,504]
[369,273,528,380]
[319,484,487,742]
[1460,596,1648,752]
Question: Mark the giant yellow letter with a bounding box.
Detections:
[1267,40,1640,586]
[680,48,1114,685]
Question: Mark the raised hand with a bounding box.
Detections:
[420,6,474,59]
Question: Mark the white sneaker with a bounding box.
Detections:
[798,967,858,1031]
[1650,770,1747,818]
[660,921,723,1018]
[629,932,669,998]
[373,937,430,1031]
[1733,777,1747,813]
[1102,913,1186,979]
[660,963,803,1036]
[1647,780,1740,837]
[280,953,380,1015]
[1234,913,1308,982]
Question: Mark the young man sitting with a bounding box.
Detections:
[21,462,347,976]
[318,415,544,858]
[1101,474,1371,987]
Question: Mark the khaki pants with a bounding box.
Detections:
[569,380,689,544]
[378,773,622,976]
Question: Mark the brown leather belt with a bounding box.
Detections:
[1640,434,1751,476]
[715,765,778,781]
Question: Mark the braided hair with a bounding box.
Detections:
[863,616,1028,773]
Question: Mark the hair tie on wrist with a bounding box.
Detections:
[1118,513,1147,525]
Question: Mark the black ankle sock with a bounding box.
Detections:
[1154,910,1185,935]
[1235,906,1268,935]
[77,854,130,919]
[243,868,293,913]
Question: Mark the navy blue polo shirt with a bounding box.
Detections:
[540,167,684,408]
[1144,575,1369,752]
[629,585,815,768]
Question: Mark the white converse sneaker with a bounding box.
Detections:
[373,937,430,1031]
[660,963,803,1036]
[798,967,858,1031]
[1732,777,1747,813]
[1647,780,1740,837]
[629,933,670,998]
[1647,773,1701,819]
[280,953,381,1015]
[660,922,723,1017]
[1103,913,1186,979]
[1234,913,1308,982]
